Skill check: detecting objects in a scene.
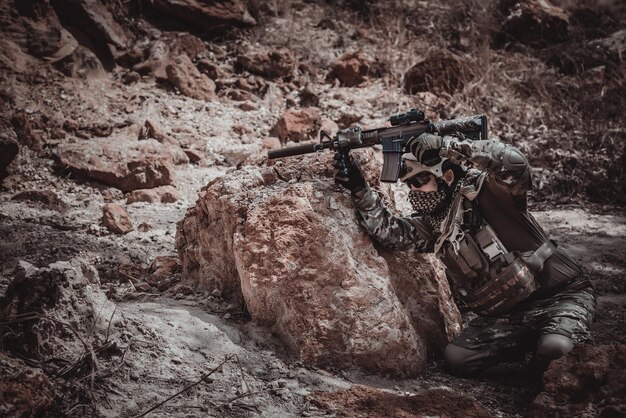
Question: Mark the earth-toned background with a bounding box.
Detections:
[0,0,624,417]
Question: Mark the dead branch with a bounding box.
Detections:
[132,354,235,418]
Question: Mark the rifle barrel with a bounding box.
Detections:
[267,142,325,159]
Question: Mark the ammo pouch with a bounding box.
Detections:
[436,179,557,315]
[443,227,557,315]
[464,239,557,315]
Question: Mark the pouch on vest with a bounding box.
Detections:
[463,257,539,315]
[440,233,489,288]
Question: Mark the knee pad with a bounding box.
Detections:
[536,334,574,360]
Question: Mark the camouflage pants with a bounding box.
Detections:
[449,284,596,374]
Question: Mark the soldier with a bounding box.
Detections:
[334,133,596,376]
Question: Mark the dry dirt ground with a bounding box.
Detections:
[1,0,625,417]
[1,74,624,417]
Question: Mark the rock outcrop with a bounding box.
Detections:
[55,138,179,192]
[531,344,626,417]
[327,51,371,87]
[270,108,322,143]
[176,151,461,376]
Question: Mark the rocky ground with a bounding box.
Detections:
[1,0,625,417]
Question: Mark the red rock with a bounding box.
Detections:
[0,353,56,417]
[55,138,176,192]
[236,47,294,79]
[238,101,259,111]
[310,385,491,418]
[138,119,169,143]
[196,59,227,80]
[176,150,460,376]
[226,89,255,101]
[102,203,133,234]
[166,54,216,100]
[149,255,181,279]
[499,0,569,48]
[328,52,371,87]
[270,108,322,142]
[531,344,626,417]
[127,185,181,204]
[147,255,181,290]
[183,148,204,163]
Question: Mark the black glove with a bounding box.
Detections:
[333,150,366,194]
[406,132,444,163]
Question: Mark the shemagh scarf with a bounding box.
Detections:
[408,178,464,232]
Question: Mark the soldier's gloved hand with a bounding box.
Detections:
[334,150,366,194]
[406,132,444,163]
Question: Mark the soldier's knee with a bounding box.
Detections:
[443,343,481,375]
[536,333,574,360]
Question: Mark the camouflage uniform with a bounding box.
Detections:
[352,137,596,374]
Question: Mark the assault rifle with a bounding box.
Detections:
[267,109,488,183]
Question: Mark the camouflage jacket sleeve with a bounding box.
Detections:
[440,137,531,196]
[352,186,436,252]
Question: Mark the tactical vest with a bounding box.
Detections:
[434,174,556,315]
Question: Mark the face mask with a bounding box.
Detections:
[408,178,457,231]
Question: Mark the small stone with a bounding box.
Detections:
[102,203,133,234]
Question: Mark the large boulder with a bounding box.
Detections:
[55,138,180,192]
[531,344,626,417]
[176,151,461,376]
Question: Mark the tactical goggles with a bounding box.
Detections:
[403,171,434,188]
[399,152,446,186]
